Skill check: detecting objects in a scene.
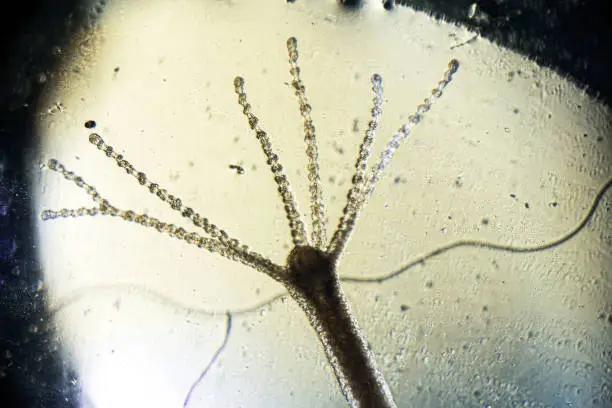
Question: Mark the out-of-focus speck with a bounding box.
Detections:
[332,141,344,155]
[524,202,530,209]
[10,265,20,277]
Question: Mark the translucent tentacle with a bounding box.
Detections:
[233,76,308,247]
[41,158,286,282]
[329,59,459,258]
[328,73,384,256]
[287,37,327,249]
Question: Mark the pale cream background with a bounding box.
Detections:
[33,0,611,407]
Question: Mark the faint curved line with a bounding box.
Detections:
[49,282,288,319]
[342,176,612,284]
[49,177,612,317]
[183,312,232,407]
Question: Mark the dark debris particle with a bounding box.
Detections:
[400,304,409,312]
[482,305,488,312]
[84,120,96,129]
[481,218,489,225]
[113,66,120,73]
[382,0,394,10]
[425,280,434,288]
[229,164,245,175]
[510,193,516,199]
[454,177,463,188]
[524,202,530,209]
[513,108,520,114]
[549,201,558,207]
[597,136,604,142]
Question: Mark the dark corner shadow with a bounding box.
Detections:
[0,1,107,408]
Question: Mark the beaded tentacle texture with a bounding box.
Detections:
[42,37,459,408]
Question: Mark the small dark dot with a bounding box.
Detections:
[400,304,409,312]
[229,164,245,175]
[547,113,552,119]
[528,330,535,339]
[448,215,452,220]
[84,120,96,129]
[597,136,603,142]
[524,202,530,209]
[512,108,520,114]
[482,305,488,312]
[510,193,516,199]
[454,177,463,188]
[608,315,612,325]
[577,104,582,109]
[113,66,120,73]
[481,218,489,225]
[583,133,588,138]
[473,390,481,398]
[425,280,434,288]
[549,201,558,207]
[393,176,402,184]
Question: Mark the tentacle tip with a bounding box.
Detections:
[287,37,297,47]
[233,76,244,87]
[448,59,460,72]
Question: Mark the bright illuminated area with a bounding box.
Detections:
[32,0,611,407]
